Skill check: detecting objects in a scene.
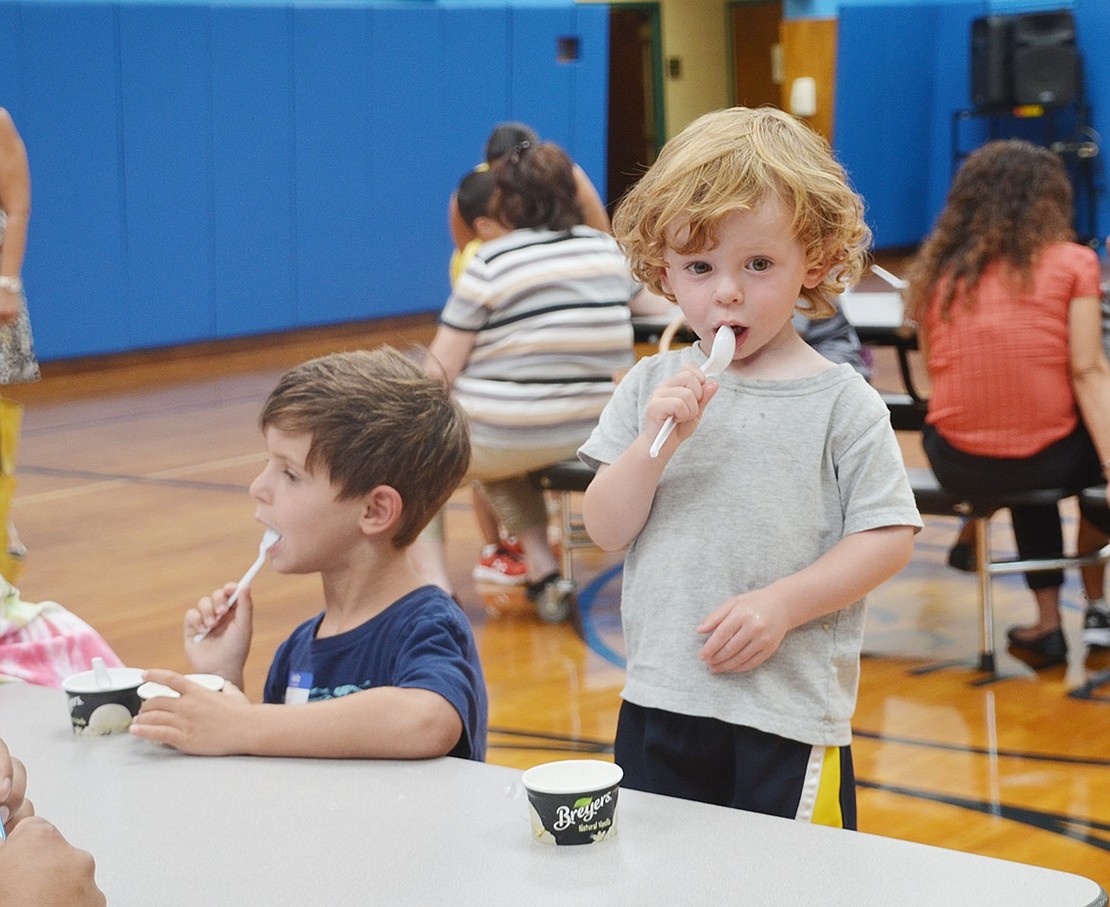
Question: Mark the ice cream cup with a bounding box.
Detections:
[522,759,622,845]
[137,673,225,699]
[61,666,145,736]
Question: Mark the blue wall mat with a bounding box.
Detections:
[835,4,940,248]
[6,1,610,361]
[292,5,376,327]
[836,0,1105,251]
[366,5,455,317]
[210,5,296,338]
[18,3,128,360]
[439,6,513,196]
[508,6,577,159]
[0,5,22,109]
[571,2,608,206]
[119,5,214,348]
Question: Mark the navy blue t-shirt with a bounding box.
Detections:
[263,585,488,761]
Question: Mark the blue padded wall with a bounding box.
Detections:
[367,5,456,317]
[836,0,1107,251]
[570,2,609,199]
[292,4,376,326]
[118,4,213,347]
[17,3,128,358]
[210,5,296,338]
[5,0,605,362]
[835,4,941,249]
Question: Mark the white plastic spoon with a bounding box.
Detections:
[649,325,736,458]
[192,528,280,643]
[91,656,112,690]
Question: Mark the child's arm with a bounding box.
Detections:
[183,583,254,690]
[697,525,915,674]
[129,670,464,759]
[426,325,476,388]
[583,366,719,550]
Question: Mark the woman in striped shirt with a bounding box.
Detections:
[421,141,672,607]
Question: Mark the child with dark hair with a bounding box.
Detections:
[448,121,611,253]
[419,141,673,614]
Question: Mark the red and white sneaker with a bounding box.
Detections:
[472,543,528,586]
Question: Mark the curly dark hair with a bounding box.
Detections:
[905,139,1075,323]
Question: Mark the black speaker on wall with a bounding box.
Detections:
[970,16,1013,110]
[970,10,1079,110]
[1012,11,1077,106]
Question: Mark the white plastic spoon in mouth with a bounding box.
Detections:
[192,528,281,643]
[649,325,736,458]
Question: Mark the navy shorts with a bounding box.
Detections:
[614,701,857,829]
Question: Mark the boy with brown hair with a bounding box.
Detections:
[131,347,488,760]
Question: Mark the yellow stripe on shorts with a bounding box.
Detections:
[795,744,845,828]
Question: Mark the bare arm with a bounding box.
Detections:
[130,669,465,758]
[572,164,611,234]
[1068,294,1110,505]
[0,109,30,324]
[698,525,916,673]
[425,324,477,387]
[629,286,680,318]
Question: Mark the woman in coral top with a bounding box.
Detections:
[906,139,1110,664]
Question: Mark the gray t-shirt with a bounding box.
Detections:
[579,347,922,746]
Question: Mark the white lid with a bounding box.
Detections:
[137,674,226,699]
[522,759,623,794]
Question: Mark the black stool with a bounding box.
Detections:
[526,460,597,623]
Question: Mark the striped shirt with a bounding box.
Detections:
[441,226,637,448]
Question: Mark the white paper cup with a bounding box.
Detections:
[62,667,145,736]
[522,759,622,845]
[137,674,226,699]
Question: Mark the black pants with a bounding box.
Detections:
[923,423,1105,590]
[614,701,857,829]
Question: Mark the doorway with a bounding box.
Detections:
[606,4,664,210]
[729,1,784,110]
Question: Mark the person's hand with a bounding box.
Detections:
[130,669,252,756]
[644,364,720,450]
[184,582,253,679]
[0,817,106,907]
[0,737,32,834]
[697,587,791,674]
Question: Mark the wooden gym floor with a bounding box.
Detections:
[5,310,1108,889]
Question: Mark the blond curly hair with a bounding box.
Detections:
[612,106,871,317]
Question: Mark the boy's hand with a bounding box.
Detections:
[697,588,791,673]
[130,669,252,756]
[184,582,253,680]
[645,364,720,450]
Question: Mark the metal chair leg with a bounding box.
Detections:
[973,516,996,674]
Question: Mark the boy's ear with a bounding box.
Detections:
[802,259,830,290]
[659,269,674,298]
[359,485,404,538]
